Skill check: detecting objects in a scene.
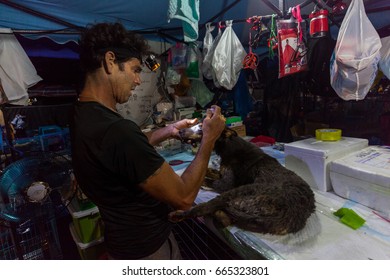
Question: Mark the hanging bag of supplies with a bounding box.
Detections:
[212,20,247,90]
[330,0,382,101]
[277,5,308,79]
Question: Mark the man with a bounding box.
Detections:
[70,22,226,260]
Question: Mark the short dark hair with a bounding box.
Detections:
[78,22,150,73]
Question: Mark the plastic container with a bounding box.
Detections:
[284,137,368,191]
[330,146,390,218]
[67,198,104,243]
[69,223,106,260]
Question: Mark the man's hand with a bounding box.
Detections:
[201,105,226,144]
[171,118,198,138]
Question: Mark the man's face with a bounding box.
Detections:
[113,58,142,104]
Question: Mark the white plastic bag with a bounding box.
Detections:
[330,0,382,101]
[212,20,247,90]
[379,36,390,80]
[202,25,223,87]
[201,22,215,80]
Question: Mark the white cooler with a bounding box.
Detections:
[284,137,368,192]
[330,146,390,218]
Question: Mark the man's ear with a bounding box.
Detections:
[103,51,116,74]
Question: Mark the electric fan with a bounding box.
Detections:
[0,153,74,260]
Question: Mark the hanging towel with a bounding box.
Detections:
[0,29,42,105]
[168,0,200,42]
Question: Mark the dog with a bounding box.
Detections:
[169,128,316,235]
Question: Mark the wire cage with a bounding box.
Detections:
[172,217,242,260]
[0,201,63,260]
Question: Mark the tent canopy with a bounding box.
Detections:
[1,0,389,41]
[0,0,389,59]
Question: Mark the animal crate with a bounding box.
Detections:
[0,202,63,260]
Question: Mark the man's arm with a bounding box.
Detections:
[146,118,198,146]
[139,106,226,210]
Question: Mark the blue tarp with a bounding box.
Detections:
[0,0,389,57]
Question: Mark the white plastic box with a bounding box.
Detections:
[330,146,390,218]
[67,198,104,243]
[284,137,368,191]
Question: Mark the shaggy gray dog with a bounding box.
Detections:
[169,128,316,235]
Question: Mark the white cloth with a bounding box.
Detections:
[0,29,42,104]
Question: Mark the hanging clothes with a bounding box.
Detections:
[168,0,200,42]
[0,29,42,105]
[233,71,253,120]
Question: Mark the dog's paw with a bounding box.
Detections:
[214,210,232,227]
[168,210,186,223]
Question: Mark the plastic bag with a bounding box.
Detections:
[277,6,308,79]
[171,42,187,70]
[202,24,223,88]
[186,42,202,80]
[187,79,214,108]
[201,22,215,80]
[379,36,390,80]
[210,27,223,88]
[212,20,247,90]
[330,0,382,101]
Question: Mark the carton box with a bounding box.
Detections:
[230,125,246,137]
[284,137,368,191]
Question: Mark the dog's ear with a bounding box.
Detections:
[224,127,238,138]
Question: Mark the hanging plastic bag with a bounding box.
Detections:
[210,26,223,88]
[171,42,187,70]
[187,79,214,108]
[201,22,215,80]
[202,23,223,88]
[277,6,308,79]
[330,0,382,101]
[379,36,390,80]
[212,20,247,90]
[165,48,181,86]
[186,42,202,80]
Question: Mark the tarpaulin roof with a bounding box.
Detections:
[1,0,389,40]
[0,0,389,58]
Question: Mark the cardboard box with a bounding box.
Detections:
[330,146,390,218]
[284,137,368,192]
[67,198,104,243]
[230,125,246,137]
[175,107,196,120]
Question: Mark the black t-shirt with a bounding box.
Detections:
[70,101,170,259]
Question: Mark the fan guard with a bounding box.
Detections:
[0,153,73,220]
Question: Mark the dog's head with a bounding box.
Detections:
[214,127,239,157]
